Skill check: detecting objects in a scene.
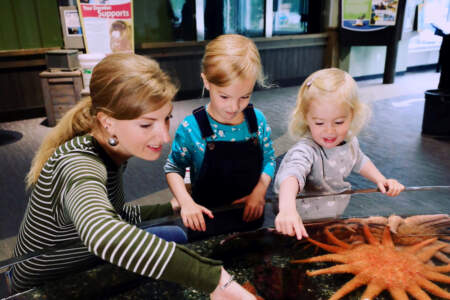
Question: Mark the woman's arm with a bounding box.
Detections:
[65,175,225,292]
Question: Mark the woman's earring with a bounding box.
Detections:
[108,136,119,146]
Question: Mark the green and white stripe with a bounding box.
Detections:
[12,135,175,291]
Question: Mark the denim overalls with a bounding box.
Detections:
[187,104,265,240]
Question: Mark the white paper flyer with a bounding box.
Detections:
[77,0,134,54]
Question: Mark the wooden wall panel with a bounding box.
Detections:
[148,46,325,99]
[0,67,44,112]
[260,46,324,85]
[0,72,20,111]
[35,0,63,47]
[0,1,20,50]
[0,0,62,51]
[11,0,41,49]
[139,35,327,100]
[158,55,203,92]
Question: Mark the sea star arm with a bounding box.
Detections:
[324,228,352,249]
[291,253,347,264]
[405,284,432,300]
[363,224,380,245]
[306,238,344,253]
[381,225,395,247]
[388,287,410,300]
[423,270,450,283]
[434,250,450,263]
[306,263,355,276]
[417,276,450,299]
[406,238,438,254]
[329,274,368,300]
[416,243,446,262]
[359,281,385,300]
[427,264,450,273]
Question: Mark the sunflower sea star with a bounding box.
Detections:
[291,224,450,300]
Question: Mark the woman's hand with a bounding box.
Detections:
[180,200,214,231]
[210,267,256,300]
[275,210,308,240]
[377,179,405,197]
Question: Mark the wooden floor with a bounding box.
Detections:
[0,69,449,263]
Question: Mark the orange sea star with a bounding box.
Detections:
[291,224,450,300]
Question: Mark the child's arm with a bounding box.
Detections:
[359,160,404,196]
[166,172,213,231]
[164,119,213,231]
[275,176,309,240]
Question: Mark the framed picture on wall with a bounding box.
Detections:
[59,6,85,49]
[369,0,399,26]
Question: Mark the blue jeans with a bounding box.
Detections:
[4,267,13,295]
[144,225,188,244]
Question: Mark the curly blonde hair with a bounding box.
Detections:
[289,68,371,140]
[26,53,177,188]
[201,34,270,88]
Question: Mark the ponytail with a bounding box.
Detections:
[26,97,94,188]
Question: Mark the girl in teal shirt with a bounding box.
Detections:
[165,34,276,240]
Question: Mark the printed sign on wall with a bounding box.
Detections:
[342,0,398,32]
[77,0,134,53]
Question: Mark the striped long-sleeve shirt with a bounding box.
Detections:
[12,135,221,292]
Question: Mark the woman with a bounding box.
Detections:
[10,53,255,299]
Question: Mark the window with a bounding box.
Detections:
[204,0,265,39]
[223,0,265,37]
[409,0,450,50]
[272,0,308,35]
[169,0,196,41]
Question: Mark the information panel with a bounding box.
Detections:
[77,0,134,54]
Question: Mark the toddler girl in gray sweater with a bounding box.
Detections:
[273,68,404,240]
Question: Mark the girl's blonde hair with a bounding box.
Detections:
[26,53,177,188]
[289,68,370,140]
[201,34,269,88]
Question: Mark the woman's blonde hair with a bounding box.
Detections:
[201,34,269,88]
[26,53,177,188]
[289,68,371,140]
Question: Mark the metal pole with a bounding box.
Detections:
[383,40,399,84]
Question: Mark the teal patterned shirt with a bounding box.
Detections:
[165,105,276,183]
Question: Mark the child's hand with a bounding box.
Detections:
[377,179,405,197]
[275,210,308,240]
[232,192,265,222]
[170,197,181,213]
[180,200,214,231]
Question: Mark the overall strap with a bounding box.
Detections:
[193,106,214,139]
[243,103,258,134]
[193,104,258,139]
